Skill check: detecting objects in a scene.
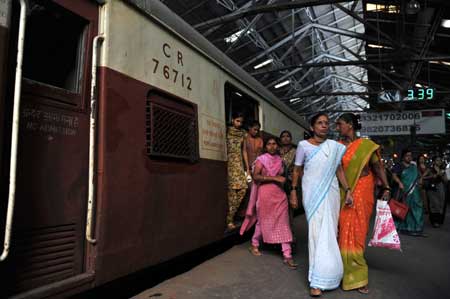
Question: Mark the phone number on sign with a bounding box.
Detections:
[361,112,420,122]
[361,124,421,134]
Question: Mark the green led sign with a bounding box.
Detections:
[407,88,434,100]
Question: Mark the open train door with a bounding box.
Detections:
[0,0,99,297]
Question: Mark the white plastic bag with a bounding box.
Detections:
[368,200,402,251]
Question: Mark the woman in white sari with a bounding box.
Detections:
[290,113,353,297]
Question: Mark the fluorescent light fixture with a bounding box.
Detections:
[367,43,393,49]
[235,92,242,97]
[415,83,423,88]
[224,28,254,43]
[430,60,450,66]
[254,58,273,69]
[290,97,300,103]
[442,19,450,28]
[274,80,290,89]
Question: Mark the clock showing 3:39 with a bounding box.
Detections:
[406,88,434,100]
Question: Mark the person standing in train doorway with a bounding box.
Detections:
[226,112,250,231]
[236,120,264,219]
[245,120,264,168]
[279,130,298,242]
[290,112,353,297]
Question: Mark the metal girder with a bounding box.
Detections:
[313,23,391,45]
[279,24,312,62]
[251,56,450,75]
[334,3,405,50]
[340,43,404,91]
[224,0,278,53]
[290,91,376,97]
[267,68,313,88]
[409,8,443,89]
[239,13,354,66]
[241,23,312,68]
[193,0,354,31]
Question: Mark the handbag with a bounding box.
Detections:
[388,177,418,220]
[388,197,409,220]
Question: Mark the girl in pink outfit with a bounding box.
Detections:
[240,137,297,269]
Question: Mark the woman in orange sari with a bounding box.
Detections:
[336,113,391,294]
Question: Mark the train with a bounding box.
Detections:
[0,0,307,298]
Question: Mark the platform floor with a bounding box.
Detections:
[132,209,450,299]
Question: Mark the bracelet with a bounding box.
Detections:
[291,186,298,191]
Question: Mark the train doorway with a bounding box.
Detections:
[1,0,98,295]
[224,82,259,130]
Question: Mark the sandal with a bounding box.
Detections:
[248,245,262,256]
[358,286,369,294]
[310,288,322,297]
[283,258,298,269]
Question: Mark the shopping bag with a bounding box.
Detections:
[368,200,402,251]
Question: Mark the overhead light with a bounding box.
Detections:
[274,80,290,89]
[253,58,273,69]
[442,19,450,28]
[367,43,393,49]
[224,28,254,43]
[415,83,423,88]
[406,0,420,14]
[290,97,300,103]
[235,92,242,97]
[430,60,450,66]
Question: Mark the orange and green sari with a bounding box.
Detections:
[338,138,380,291]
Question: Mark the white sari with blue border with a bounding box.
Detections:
[301,139,346,290]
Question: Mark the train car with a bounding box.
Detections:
[0,0,307,298]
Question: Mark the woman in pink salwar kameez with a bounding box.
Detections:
[240,137,297,269]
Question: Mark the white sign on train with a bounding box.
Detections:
[359,109,445,136]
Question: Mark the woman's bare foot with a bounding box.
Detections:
[358,285,369,294]
[310,288,322,297]
[248,245,262,256]
[283,258,298,269]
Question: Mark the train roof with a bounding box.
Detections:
[118,0,309,129]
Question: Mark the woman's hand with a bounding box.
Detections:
[289,191,299,209]
[344,191,354,207]
[381,189,391,201]
[274,176,286,185]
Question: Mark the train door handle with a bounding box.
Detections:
[1,0,27,262]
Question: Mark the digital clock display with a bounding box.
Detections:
[407,88,434,100]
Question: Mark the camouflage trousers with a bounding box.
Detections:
[227,188,247,225]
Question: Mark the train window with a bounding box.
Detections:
[146,90,199,162]
[22,0,88,93]
[224,82,259,129]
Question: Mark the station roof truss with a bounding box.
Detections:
[162,0,450,129]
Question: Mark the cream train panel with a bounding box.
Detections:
[101,1,304,161]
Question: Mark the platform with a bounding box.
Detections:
[132,210,450,299]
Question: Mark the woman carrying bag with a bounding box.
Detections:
[392,149,425,236]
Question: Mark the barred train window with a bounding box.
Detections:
[146,91,199,162]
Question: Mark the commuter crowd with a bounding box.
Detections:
[225,111,449,297]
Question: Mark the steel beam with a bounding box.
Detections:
[194,0,354,31]
[251,56,450,75]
